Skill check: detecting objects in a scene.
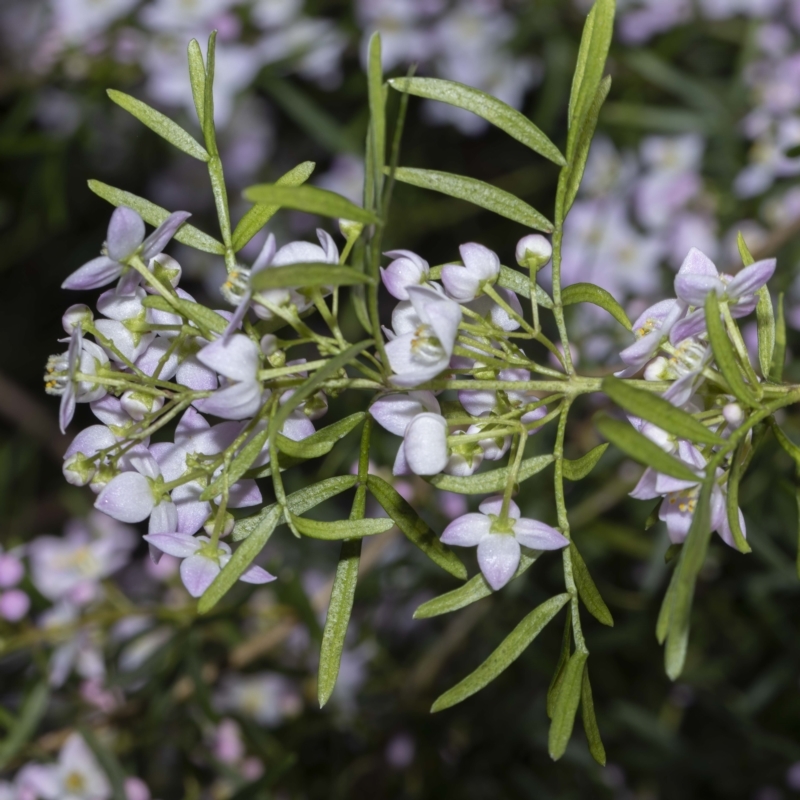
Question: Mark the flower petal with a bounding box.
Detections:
[141,211,191,260]
[95,472,155,523]
[478,496,520,518]
[143,532,202,558]
[477,535,521,590]
[403,412,449,476]
[239,564,277,584]
[180,553,220,597]
[107,206,145,262]
[513,518,569,550]
[62,256,122,291]
[441,513,491,546]
[197,334,259,383]
[727,258,776,300]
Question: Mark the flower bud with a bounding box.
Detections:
[339,219,364,240]
[723,402,745,429]
[204,512,234,538]
[260,334,279,356]
[0,554,24,588]
[149,253,182,288]
[515,235,552,271]
[62,304,93,334]
[63,453,98,487]
[121,390,164,421]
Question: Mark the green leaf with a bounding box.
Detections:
[770,421,800,469]
[705,292,759,407]
[431,594,569,712]
[547,614,572,719]
[201,423,269,502]
[107,89,209,162]
[562,281,631,330]
[276,412,365,460]
[367,474,467,579]
[756,287,775,381]
[603,376,726,445]
[318,538,361,707]
[202,32,218,153]
[428,454,554,494]
[548,651,589,760]
[561,76,612,217]
[88,180,225,254]
[498,265,554,308]
[232,475,358,541]
[187,39,206,124]
[249,263,374,291]
[725,441,752,554]
[595,414,702,482]
[664,480,713,679]
[771,293,786,382]
[0,682,49,770]
[367,32,386,198]
[570,543,614,626]
[413,551,540,619]
[563,443,608,481]
[232,161,316,252]
[175,298,228,335]
[198,505,281,613]
[79,726,127,800]
[290,513,394,540]
[388,77,565,166]
[567,0,615,157]
[390,167,554,232]
[580,666,606,766]
[796,483,800,580]
[243,184,379,225]
[737,230,755,267]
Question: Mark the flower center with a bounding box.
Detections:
[44,354,70,396]
[221,267,251,305]
[64,771,86,792]
[410,325,444,364]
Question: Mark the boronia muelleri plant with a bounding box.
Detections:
[42,0,800,764]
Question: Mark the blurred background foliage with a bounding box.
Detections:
[2,0,800,798]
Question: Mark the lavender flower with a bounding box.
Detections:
[441,243,500,303]
[380,249,430,300]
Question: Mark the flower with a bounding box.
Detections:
[142,533,275,597]
[616,298,687,377]
[213,672,302,726]
[394,412,449,476]
[17,733,111,800]
[441,497,569,590]
[385,285,462,386]
[0,546,29,622]
[515,234,552,270]
[380,249,430,300]
[441,243,500,303]
[62,206,189,292]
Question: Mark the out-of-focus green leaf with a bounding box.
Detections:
[431,594,569,712]
[413,552,540,619]
[562,280,630,330]
[198,505,281,614]
[249,263,373,291]
[595,414,702,481]
[0,682,49,770]
[563,443,608,481]
[276,412,365,460]
[705,292,759,406]
[232,161,316,252]
[548,651,588,760]
[107,90,209,161]
[367,474,466,579]
[388,77,565,166]
[88,180,224,254]
[232,475,358,541]
[290,513,393,540]
[243,184,378,225]
[581,666,606,766]
[570,543,614,626]
[756,288,775,381]
[603,377,725,445]
[725,441,752,554]
[428,454,554,494]
[602,103,715,133]
[390,167,554,232]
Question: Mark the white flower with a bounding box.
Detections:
[441,243,500,303]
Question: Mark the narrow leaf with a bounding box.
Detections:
[796,482,800,580]
[88,180,224,254]
[547,614,572,718]
[79,726,127,800]
[276,412,365,460]
[413,552,539,619]
[243,184,379,225]
[603,376,725,445]
[725,441,752,554]
[232,161,316,252]
[107,89,209,161]
[705,292,759,406]
[595,414,702,482]
[318,538,361,707]
[390,167,554,232]
[0,682,49,770]
[498,265,554,308]
[665,480,713,679]
[367,474,466,579]
[249,263,374,291]
[431,594,569,712]
[388,77,565,166]
[562,280,631,330]
[580,666,606,766]
[756,287,775,381]
[656,565,679,644]
[770,422,800,469]
[232,475,358,541]
[548,651,589,760]
[202,32,218,152]
[367,32,386,198]
[187,39,206,124]
[570,543,614,626]
[201,424,270,502]
[198,505,281,613]
[771,293,786,382]
[563,443,608,481]
[175,299,228,335]
[428,454,554,494]
[290,513,394,540]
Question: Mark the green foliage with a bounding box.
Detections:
[243,184,379,225]
[275,412,366,460]
[428,454,554,494]
[561,280,631,330]
[290,513,394,540]
[249,263,374,290]
[548,651,588,760]
[570,543,614,626]
[563,443,609,481]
